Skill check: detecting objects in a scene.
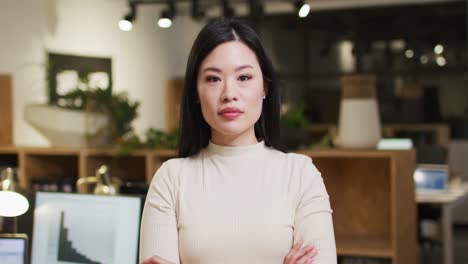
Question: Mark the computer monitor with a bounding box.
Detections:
[31,192,142,264]
[0,234,28,264]
[414,164,449,192]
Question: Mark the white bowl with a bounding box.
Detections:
[24,104,109,148]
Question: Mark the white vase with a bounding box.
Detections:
[337,75,381,149]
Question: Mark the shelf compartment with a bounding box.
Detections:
[314,157,392,241]
[84,154,147,183]
[0,153,19,168]
[23,153,79,189]
[337,236,393,258]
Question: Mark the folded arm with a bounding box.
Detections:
[294,157,337,264]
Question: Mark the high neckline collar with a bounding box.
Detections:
[205,140,266,158]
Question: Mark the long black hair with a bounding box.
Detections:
[178,19,281,157]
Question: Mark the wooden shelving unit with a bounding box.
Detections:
[0,146,416,263]
[0,147,176,189]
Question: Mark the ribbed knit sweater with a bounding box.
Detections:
[139,141,337,263]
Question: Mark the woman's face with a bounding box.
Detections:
[197,41,265,144]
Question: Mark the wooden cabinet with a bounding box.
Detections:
[298,149,417,263]
[0,147,416,263]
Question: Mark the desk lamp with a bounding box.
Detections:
[0,168,29,217]
[0,168,29,234]
[76,165,119,195]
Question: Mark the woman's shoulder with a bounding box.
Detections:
[264,149,321,188]
[150,157,193,187]
[155,153,203,174]
[158,155,197,171]
[265,147,312,165]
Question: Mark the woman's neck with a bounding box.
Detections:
[210,129,258,147]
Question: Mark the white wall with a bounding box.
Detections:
[0,0,203,146]
[164,14,204,78]
[0,0,50,146]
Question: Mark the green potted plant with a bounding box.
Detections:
[279,103,310,150]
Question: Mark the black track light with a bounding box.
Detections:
[119,3,136,31]
[249,0,264,19]
[191,0,205,20]
[222,0,235,18]
[158,0,176,28]
[294,0,310,18]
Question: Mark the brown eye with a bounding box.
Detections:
[206,76,221,82]
[239,75,252,81]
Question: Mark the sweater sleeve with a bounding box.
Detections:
[294,157,337,263]
[139,161,180,263]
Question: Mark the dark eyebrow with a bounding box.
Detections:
[235,65,253,71]
[201,65,254,73]
[202,67,221,73]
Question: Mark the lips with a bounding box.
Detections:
[219,107,243,119]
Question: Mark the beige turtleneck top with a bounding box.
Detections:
[139,141,336,263]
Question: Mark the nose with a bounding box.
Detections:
[221,78,238,102]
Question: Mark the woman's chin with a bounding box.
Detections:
[212,126,253,139]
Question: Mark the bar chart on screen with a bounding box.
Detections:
[31,192,141,264]
[38,200,115,264]
[57,212,103,264]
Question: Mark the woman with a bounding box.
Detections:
[140,19,336,264]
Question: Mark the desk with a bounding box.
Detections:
[416,184,468,264]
